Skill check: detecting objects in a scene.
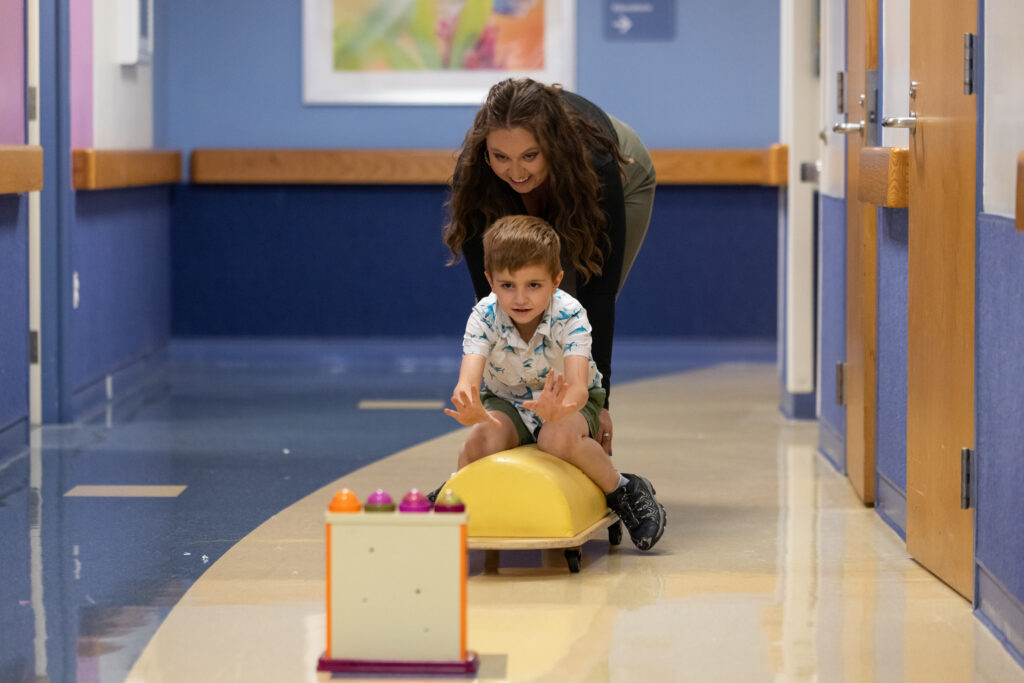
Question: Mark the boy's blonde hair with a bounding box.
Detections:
[483,215,562,280]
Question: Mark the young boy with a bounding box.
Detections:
[438,215,666,551]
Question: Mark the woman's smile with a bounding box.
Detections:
[485,127,549,195]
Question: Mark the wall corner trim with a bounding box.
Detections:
[1016,152,1023,232]
[975,561,1024,668]
[857,147,909,208]
[72,149,182,190]
[0,145,44,194]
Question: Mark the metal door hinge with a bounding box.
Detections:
[964,33,977,95]
[29,330,39,364]
[835,362,845,406]
[960,447,974,509]
[26,86,38,122]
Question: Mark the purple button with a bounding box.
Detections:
[398,489,432,513]
[364,488,396,512]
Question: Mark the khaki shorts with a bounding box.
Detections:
[480,387,607,446]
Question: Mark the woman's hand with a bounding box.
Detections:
[523,372,582,424]
[598,408,613,454]
[444,385,501,428]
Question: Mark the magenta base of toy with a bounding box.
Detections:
[317,651,479,675]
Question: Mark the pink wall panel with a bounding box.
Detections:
[0,0,25,144]
[70,0,93,149]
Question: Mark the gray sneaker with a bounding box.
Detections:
[605,474,666,551]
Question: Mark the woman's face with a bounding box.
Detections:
[485,127,549,194]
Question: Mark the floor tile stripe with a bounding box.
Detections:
[64,485,188,498]
[358,399,445,410]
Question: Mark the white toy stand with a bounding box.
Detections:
[317,488,479,675]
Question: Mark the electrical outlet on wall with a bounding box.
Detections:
[73,271,80,310]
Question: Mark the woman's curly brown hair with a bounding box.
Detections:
[443,78,626,282]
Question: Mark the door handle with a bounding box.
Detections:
[882,114,917,131]
[832,121,865,134]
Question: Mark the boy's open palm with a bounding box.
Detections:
[523,372,581,424]
[444,384,502,428]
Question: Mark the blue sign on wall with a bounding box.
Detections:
[604,0,676,41]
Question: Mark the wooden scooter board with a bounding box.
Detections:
[467,512,621,573]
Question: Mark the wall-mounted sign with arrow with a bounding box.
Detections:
[604,0,675,41]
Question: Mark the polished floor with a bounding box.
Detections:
[2,339,1022,682]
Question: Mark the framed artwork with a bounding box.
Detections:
[303,0,576,105]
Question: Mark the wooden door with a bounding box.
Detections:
[905,0,977,599]
[843,0,879,504]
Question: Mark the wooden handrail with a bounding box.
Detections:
[1017,151,1023,232]
[190,146,790,187]
[649,145,788,186]
[191,149,458,185]
[72,149,182,190]
[0,145,44,194]
[857,146,909,208]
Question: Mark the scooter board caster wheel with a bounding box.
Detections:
[564,549,582,573]
[608,520,623,546]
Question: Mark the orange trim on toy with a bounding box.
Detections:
[329,488,361,513]
[459,524,467,660]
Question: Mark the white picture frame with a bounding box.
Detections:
[302,1,576,105]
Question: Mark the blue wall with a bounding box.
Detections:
[975,213,1024,663]
[577,2,779,148]
[171,184,778,339]
[155,1,780,154]
[616,186,777,337]
[157,1,782,340]
[171,185,466,336]
[0,194,28,451]
[874,207,908,537]
[70,188,172,399]
[817,194,845,470]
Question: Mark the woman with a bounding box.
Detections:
[443,78,656,454]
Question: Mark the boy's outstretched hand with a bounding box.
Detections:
[523,372,582,424]
[444,384,502,428]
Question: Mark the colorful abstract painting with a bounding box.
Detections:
[304,0,575,104]
[332,0,545,71]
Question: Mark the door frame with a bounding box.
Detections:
[38,0,74,424]
[28,0,41,426]
[842,0,879,504]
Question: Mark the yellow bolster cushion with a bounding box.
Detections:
[445,446,609,538]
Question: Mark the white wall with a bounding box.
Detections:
[818,0,846,198]
[880,0,910,149]
[780,0,820,395]
[93,0,153,148]
[984,0,1024,218]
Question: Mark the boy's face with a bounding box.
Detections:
[486,265,563,338]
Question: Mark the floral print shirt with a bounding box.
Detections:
[462,289,603,435]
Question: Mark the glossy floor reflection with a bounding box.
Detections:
[2,340,1022,682]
